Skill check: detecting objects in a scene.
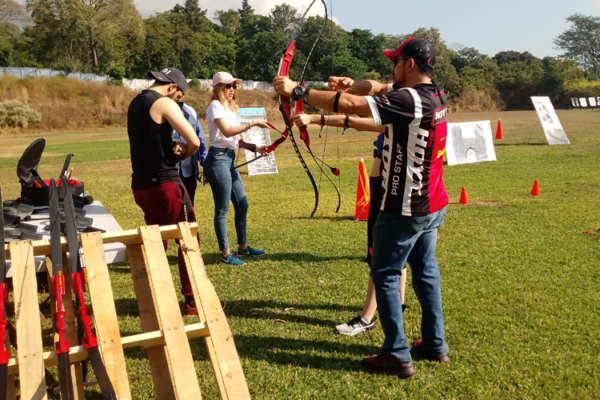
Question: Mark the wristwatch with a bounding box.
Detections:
[292,85,304,101]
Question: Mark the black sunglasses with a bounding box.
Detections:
[393,57,408,67]
[225,84,238,89]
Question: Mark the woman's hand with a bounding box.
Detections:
[255,146,269,157]
[173,141,188,162]
[252,120,269,129]
[293,114,313,128]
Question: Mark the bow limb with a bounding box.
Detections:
[295,85,341,213]
[275,34,320,217]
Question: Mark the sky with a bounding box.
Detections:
[130,0,600,59]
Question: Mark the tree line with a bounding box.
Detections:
[0,0,598,110]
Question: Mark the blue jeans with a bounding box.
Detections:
[203,147,248,252]
[371,207,448,361]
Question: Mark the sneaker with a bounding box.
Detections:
[221,253,246,265]
[183,304,198,317]
[335,315,377,336]
[237,246,265,257]
[363,354,416,379]
[413,339,450,363]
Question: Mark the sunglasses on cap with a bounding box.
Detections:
[225,84,238,89]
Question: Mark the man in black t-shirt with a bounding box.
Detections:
[274,38,450,378]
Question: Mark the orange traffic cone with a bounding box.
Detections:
[354,158,370,221]
[531,180,540,196]
[496,120,505,140]
[459,187,470,205]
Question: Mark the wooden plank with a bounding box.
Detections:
[10,240,47,400]
[140,225,202,400]
[176,232,228,399]
[80,232,131,400]
[7,323,209,376]
[178,222,251,400]
[4,223,199,259]
[127,243,176,400]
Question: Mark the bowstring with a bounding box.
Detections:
[317,0,333,194]
[331,0,341,196]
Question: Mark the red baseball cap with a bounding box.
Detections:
[383,38,436,66]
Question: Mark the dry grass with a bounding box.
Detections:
[0,76,136,134]
[450,88,505,113]
[0,77,282,135]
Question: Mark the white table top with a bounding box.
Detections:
[5,201,127,278]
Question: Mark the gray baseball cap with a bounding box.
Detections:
[148,67,189,94]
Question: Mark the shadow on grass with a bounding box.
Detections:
[233,335,380,371]
[201,252,364,265]
[495,142,547,146]
[120,330,380,372]
[223,300,360,326]
[295,215,356,222]
[106,250,364,269]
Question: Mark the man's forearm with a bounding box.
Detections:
[306,90,372,116]
[302,114,383,132]
[347,80,388,96]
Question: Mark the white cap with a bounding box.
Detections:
[212,72,242,86]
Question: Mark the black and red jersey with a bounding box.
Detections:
[366,83,449,216]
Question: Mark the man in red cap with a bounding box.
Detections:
[274,38,450,378]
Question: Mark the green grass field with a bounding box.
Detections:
[1,109,599,399]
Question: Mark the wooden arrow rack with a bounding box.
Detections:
[3,222,251,399]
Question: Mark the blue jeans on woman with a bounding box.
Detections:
[203,147,248,252]
[371,207,448,361]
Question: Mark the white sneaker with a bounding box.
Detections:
[334,315,377,336]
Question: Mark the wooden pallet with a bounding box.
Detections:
[4,222,251,399]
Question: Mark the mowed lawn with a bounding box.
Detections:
[1,109,599,399]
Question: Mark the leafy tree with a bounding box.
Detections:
[295,16,349,81]
[434,61,460,95]
[237,31,288,80]
[349,29,389,78]
[386,28,453,65]
[26,0,144,72]
[214,9,240,38]
[451,47,498,73]
[537,57,564,102]
[177,0,207,33]
[142,13,181,71]
[555,58,585,84]
[238,0,270,39]
[0,0,32,25]
[270,3,299,36]
[493,51,543,68]
[317,52,368,81]
[494,61,544,109]
[554,14,600,77]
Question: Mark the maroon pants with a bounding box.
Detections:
[133,180,196,296]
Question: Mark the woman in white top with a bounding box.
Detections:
[204,72,269,265]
